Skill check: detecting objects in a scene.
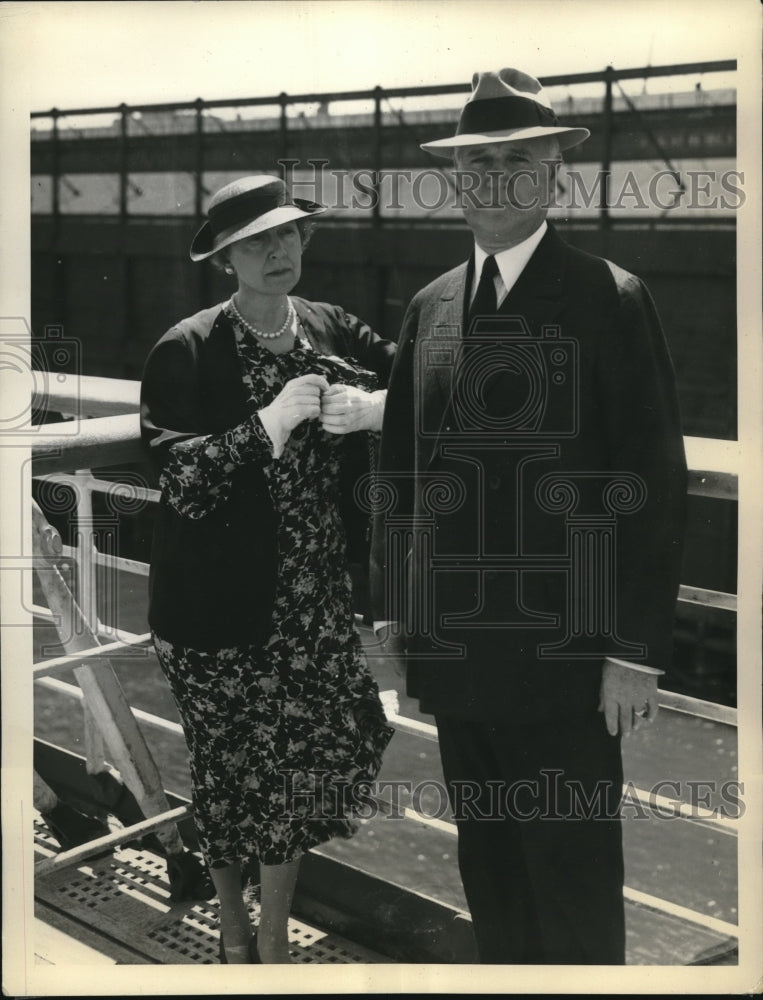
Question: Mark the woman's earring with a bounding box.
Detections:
[224,265,234,275]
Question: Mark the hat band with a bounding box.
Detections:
[457,95,559,136]
[208,188,286,236]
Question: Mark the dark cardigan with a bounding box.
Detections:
[140,297,395,651]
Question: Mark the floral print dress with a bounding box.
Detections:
[152,302,393,873]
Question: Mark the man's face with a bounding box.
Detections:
[454,137,559,251]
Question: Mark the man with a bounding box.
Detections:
[370,68,687,964]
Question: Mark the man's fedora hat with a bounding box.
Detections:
[189,175,326,261]
[421,67,590,157]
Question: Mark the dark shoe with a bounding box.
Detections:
[166,851,215,902]
[219,932,260,964]
[40,802,111,857]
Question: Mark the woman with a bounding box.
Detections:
[140,175,395,964]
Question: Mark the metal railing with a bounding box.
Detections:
[30,59,736,228]
[30,374,739,946]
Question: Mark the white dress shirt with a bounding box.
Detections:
[470,220,548,307]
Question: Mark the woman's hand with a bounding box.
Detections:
[320,385,387,435]
[258,373,329,458]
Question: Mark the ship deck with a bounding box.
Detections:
[31,683,740,970]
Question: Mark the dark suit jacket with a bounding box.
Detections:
[370,225,687,722]
[140,297,395,651]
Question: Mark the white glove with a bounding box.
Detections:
[258,373,329,458]
[319,385,387,434]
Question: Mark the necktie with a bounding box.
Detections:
[468,254,499,329]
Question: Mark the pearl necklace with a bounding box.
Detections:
[229,296,294,340]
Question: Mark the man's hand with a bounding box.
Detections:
[320,385,386,434]
[375,622,407,678]
[598,659,659,737]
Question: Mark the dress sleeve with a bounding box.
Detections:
[140,331,274,519]
[334,307,397,387]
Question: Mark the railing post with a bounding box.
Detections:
[194,97,204,219]
[118,103,128,222]
[279,91,289,174]
[599,65,614,231]
[372,85,386,330]
[73,471,98,635]
[117,104,132,377]
[193,98,211,309]
[372,85,383,229]
[47,108,65,329]
[50,108,60,234]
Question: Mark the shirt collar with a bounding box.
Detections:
[472,220,548,301]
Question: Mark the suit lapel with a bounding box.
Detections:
[429,260,471,398]
[416,262,469,471]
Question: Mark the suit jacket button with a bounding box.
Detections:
[489,475,501,490]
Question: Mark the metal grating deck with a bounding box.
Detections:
[33,814,388,965]
[33,812,739,967]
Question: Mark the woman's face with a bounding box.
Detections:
[227,221,303,297]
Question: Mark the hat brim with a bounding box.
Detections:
[421,125,590,157]
[190,199,327,262]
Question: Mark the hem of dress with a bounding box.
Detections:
[204,815,368,876]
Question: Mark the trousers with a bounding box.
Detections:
[435,710,626,964]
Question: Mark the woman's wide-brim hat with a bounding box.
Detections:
[421,67,590,157]
[189,175,326,262]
